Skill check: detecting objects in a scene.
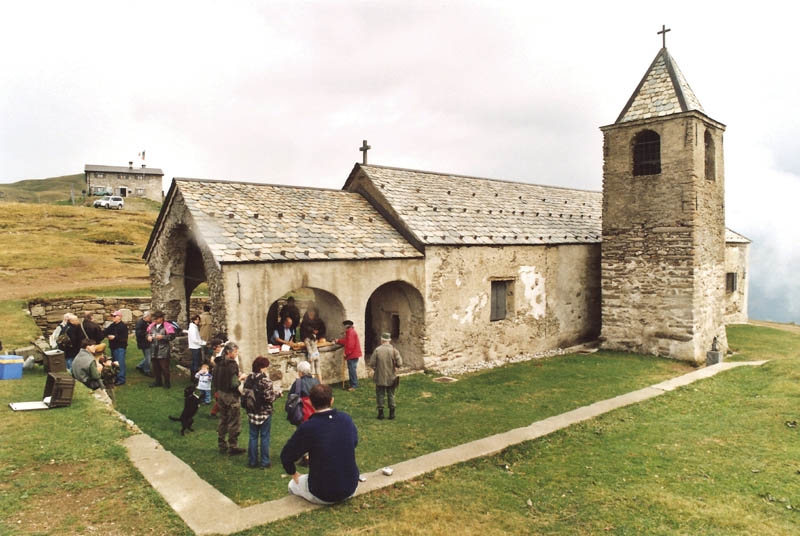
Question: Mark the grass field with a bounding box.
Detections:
[1,179,798,534]
[2,324,800,535]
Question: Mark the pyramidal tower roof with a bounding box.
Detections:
[616,47,704,124]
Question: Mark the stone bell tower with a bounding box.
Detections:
[599,33,728,363]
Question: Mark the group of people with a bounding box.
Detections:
[270,297,366,393]
[281,329,402,505]
[256,332,404,505]
[57,299,405,506]
[271,297,333,381]
[52,310,128,385]
[62,308,193,397]
[135,305,214,388]
[213,337,360,504]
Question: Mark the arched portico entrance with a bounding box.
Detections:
[266,287,346,344]
[365,281,425,370]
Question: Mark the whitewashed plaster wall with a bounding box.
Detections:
[423,244,600,367]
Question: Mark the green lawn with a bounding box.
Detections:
[114,349,693,505]
[1,323,799,535]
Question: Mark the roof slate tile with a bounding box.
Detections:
[174,179,422,263]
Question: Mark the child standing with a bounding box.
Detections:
[195,363,213,404]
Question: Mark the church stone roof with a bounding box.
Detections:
[172,178,422,263]
[616,48,704,124]
[350,165,603,246]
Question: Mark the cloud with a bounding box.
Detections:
[0,1,798,322]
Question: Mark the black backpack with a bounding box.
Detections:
[241,375,264,413]
[56,325,73,351]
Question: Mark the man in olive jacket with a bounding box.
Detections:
[367,332,402,420]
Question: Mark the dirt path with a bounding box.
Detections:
[0,272,149,300]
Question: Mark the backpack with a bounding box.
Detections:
[168,320,182,334]
[241,376,264,414]
[285,379,305,426]
[56,325,73,351]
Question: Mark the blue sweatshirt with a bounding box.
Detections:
[280,408,359,503]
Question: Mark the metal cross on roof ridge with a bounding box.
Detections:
[360,139,371,165]
[658,24,671,49]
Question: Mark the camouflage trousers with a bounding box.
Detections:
[217,391,241,449]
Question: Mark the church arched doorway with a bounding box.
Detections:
[365,281,425,370]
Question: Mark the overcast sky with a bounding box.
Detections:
[1,1,797,322]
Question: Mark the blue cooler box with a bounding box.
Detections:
[0,356,24,380]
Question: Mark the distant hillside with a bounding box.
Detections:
[0,173,86,203]
[0,201,158,300]
[0,173,163,212]
[0,188,162,299]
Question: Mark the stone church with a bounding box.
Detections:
[143,43,749,381]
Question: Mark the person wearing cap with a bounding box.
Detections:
[104,310,129,386]
[368,333,403,420]
[334,320,362,391]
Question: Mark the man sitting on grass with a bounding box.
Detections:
[280,383,360,504]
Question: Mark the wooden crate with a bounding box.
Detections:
[43,350,67,373]
[43,373,75,408]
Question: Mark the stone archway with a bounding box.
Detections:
[365,281,425,370]
[266,287,346,345]
[148,221,225,334]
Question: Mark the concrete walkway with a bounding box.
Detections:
[123,360,766,535]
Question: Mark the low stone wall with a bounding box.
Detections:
[28,296,210,338]
[27,296,210,368]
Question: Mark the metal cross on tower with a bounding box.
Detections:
[360,139,371,165]
[658,24,671,49]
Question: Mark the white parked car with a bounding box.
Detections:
[93,195,125,209]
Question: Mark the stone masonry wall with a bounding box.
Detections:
[424,243,600,368]
[29,296,209,341]
[600,112,727,362]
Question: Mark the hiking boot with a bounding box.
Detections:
[228,447,246,456]
[389,408,395,420]
[149,382,163,388]
[377,409,384,420]
[164,381,171,389]
[219,446,228,454]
